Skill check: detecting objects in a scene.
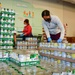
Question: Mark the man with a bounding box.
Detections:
[42,10,65,43]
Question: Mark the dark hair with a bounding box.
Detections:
[24,19,29,24]
[41,10,50,17]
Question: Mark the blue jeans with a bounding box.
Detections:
[22,34,33,41]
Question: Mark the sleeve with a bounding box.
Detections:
[55,16,65,39]
[42,21,50,38]
[25,26,31,35]
[22,29,25,33]
[22,27,25,34]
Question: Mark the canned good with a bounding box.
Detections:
[11,20,14,23]
[66,53,72,58]
[43,49,45,54]
[71,54,75,59]
[12,16,15,18]
[5,14,8,17]
[10,35,13,38]
[8,19,11,23]
[66,43,72,49]
[57,60,61,64]
[17,41,20,45]
[19,46,22,49]
[1,34,3,38]
[4,30,7,33]
[0,46,1,49]
[39,43,42,47]
[12,10,15,13]
[61,60,66,66]
[5,24,7,27]
[47,43,50,48]
[4,41,6,44]
[58,52,62,57]
[0,40,3,43]
[0,52,2,58]
[61,52,66,58]
[7,46,10,49]
[25,42,28,45]
[8,9,11,12]
[7,40,10,44]
[5,9,7,12]
[25,47,27,49]
[47,50,51,54]
[9,13,11,17]
[44,43,47,47]
[72,63,75,69]
[61,43,66,49]
[50,58,55,62]
[10,46,12,49]
[54,43,58,48]
[66,62,71,67]
[2,8,4,11]
[40,49,42,53]
[42,43,45,47]
[22,46,24,49]
[51,50,54,55]
[17,46,20,49]
[72,43,75,50]
[2,13,5,16]
[54,51,58,56]
[4,46,6,49]
[50,43,54,48]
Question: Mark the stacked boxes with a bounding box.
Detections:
[9,50,40,66]
[26,37,38,49]
[17,37,38,50]
[0,50,40,67]
[0,51,9,61]
[39,42,75,68]
[0,8,15,50]
[17,41,28,49]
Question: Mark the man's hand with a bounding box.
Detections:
[57,38,62,43]
[47,37,52,42]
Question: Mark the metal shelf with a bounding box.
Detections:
[27,40,38,42]
[39,47,75,53]
[40,53,75,63]
[28,44,37,46]
[17,44,27,46]
[17,44,37,46]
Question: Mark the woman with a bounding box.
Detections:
[22,19,33,40]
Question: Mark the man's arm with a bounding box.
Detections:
[56,16,65,39]
[42,21,50,38]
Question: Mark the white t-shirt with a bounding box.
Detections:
[42,15,65,39]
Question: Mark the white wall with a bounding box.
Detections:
[25,0,75,37]
[63,5,75,36]
[1,0,75,36]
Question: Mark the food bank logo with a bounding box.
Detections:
[23,11,34,18]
